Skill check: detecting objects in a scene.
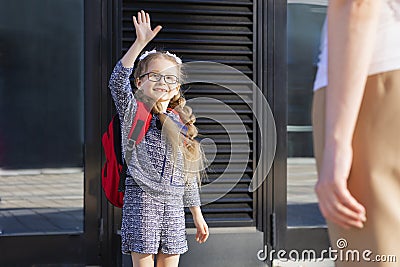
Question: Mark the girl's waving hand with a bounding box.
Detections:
[133,10,162,46]
[121,10,161,67]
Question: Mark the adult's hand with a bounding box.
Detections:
[315,143,366,229]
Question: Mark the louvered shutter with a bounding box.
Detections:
[120,0,256,227]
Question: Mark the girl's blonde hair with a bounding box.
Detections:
[133,51,207,185]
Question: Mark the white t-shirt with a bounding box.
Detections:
[313,0,400,91]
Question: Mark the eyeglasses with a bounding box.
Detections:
[139,72,179,84]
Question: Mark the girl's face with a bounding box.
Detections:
[136,58,180,102]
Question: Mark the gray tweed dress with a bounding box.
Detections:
[109,61,201,255]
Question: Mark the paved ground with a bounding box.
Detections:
[287,158,325,227]
[0,168,83,235]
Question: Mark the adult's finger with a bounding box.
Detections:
[323,200,364,229]
[332,189,365,222]
[317,187,362,228]
[137,11,142,23]
[335,187,366,219]
[320,203,351,229]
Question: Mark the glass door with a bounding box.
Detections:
[286,0,327,229]
[284,0,330,260]
[265,0,331,265]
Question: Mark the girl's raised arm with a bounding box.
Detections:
[109,11,162,118]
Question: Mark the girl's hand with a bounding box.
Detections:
[315,143,366,229]
[193,214,209,244]
[133,10,162,46]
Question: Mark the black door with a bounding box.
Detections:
[0,1,102,265]
[103,1,265,266]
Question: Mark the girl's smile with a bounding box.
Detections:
[153,87,169,92]
[136,58,180,104]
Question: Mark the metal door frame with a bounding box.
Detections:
[259,0,330,264]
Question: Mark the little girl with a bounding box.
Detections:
[108,10,209,267]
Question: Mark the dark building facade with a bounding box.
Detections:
[0,0,329,266]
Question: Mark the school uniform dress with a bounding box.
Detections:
[313,1,400,266]
[109,61,201,255]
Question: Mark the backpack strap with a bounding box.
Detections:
[126,100,153,150]
[126,103,189,154]
[122,100,153,191]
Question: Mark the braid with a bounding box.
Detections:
[153,89,201,157]
[167,93,206,185]
[168,92,198,140]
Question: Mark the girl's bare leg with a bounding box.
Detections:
[156,253,180,267]
[131,252,155,267]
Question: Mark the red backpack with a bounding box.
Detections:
[101,101,186,208]
[101,101,152,208]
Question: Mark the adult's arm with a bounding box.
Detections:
[315,0,381,229]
